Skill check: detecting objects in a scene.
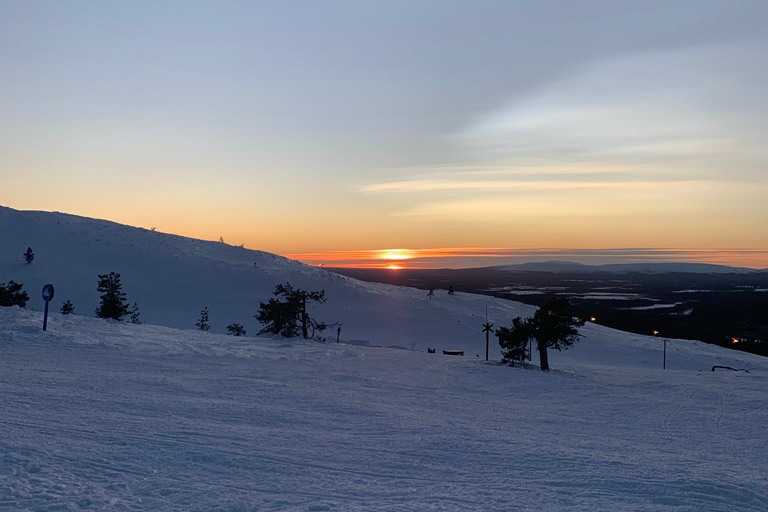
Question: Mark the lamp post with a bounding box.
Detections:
[653,330,667,370]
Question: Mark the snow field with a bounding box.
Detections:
[2,308,767,511]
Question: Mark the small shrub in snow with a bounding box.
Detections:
[196,307,210,331]
[227,323,247,336]
[60,300,75,315]
[130,302,142,324]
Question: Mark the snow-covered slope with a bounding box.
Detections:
[1,206,535,354]
[2,307,767,511]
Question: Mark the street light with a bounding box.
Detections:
[653,330,667,369]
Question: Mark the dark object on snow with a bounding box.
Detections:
[443,350,464,356]
[23,247,34,264]
[427,347,436,353]
[711,366,737,372]
[447,286,455,295]
[711,365,749,372]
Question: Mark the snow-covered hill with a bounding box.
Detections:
[2,306,767,511]
[1,205,535,355]
[1,205,759,368]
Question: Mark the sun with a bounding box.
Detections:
[386,264,402,270]
[378,249,413,261]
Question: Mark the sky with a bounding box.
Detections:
[2,1,768,268]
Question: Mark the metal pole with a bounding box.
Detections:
[663,339,667,370]
[43,301,49,331]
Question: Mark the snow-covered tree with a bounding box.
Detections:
[0,281,29,308]
[196,307,210,331]
[23,247,34,264]
[60,300,75,315]
[95,272,130,321]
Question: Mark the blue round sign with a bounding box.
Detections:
[42,284,55,302]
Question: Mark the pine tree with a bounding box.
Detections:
[196,307,210,331]
[130,302,142,324]
[0,281,29,308]
[227,323,247,336]
[23,247,34,264]
[255,283,327,339]
[95,272,130,320]
[496,317,533,365]
[498,298,584,371]
[531,298,584,371]
[60,300,75,315]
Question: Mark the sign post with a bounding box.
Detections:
[482,306,494,361]
[42,284,55,331]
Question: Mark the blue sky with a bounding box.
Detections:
[2,1,767,266]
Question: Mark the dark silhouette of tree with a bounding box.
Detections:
[23,247,34,264]
[496,317,533,365]
[427,288,435,300]
[95,272,130,321]
[60,300,75,315]
[499,298,584,371]
[196,307,210,331]
[130,302,142,324]
[0,281,29,308]
[255,283,327,339]
[447,286,455,295]
[227,323,247,336]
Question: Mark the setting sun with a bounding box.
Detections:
[379,249,414,261]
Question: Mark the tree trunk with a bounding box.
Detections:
[301,297,308,339]
[538,340,549,371]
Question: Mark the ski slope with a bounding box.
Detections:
[1,205,535,356]
[1,307,767,511]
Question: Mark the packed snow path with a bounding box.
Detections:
[1,309,767,511]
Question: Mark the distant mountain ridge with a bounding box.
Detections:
[496,260,765,274]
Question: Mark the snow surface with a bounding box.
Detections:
[2,307,767,511]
